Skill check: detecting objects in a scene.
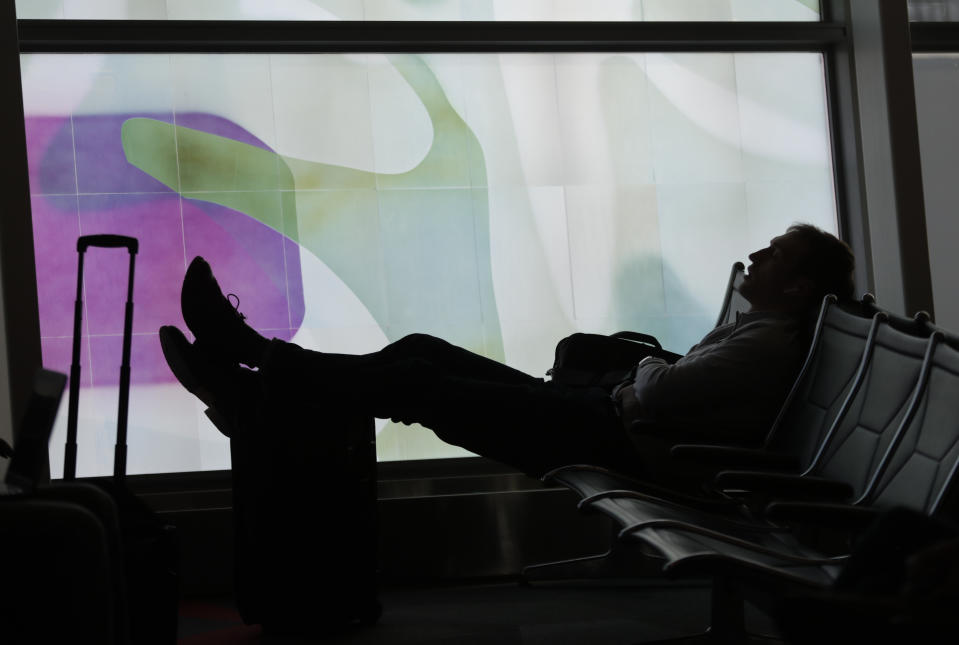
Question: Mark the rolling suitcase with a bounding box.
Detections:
[228,393,381,635]
[63,234,179,644]
[0,494,124,643]
[1,368,128,644]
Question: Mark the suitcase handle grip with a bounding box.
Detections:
[77,235,138,254]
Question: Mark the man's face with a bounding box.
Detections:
[739,232,809,310]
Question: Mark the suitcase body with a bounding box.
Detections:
[1,370,127,644]
[62,234,179,644]
[0,492,124,643]
[230,397,380,635]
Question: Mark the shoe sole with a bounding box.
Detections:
[158,325,204,397]
[159,325,236,437]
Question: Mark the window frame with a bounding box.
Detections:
[17,18,845,53]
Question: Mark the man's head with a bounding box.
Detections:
[740,224,855,315]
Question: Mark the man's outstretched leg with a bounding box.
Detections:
[169,256,642,476]
[179,257,535,385]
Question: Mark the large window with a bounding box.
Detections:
[17,3,840,476]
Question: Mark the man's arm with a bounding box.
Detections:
[621,318,802,426]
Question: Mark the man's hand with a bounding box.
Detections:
[615,381,644,430]
[615,355,666,429]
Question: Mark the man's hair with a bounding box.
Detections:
[787,223,856,304]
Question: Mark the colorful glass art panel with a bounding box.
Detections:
[22,52,838,475]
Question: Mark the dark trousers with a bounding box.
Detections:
[259,333,641,477]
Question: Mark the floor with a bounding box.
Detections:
[176,579,780,644]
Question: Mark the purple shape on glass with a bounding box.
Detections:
[28,113,305,386]
[40,337,92,389]
[73,112,177,195]
[90,333,175,389]
[182,197,300,336]
[78,193,185,336]
[174,112,274,151]
[25,116,76,196]
[31,194,82,338]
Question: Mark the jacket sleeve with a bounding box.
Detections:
[628,323,797,422]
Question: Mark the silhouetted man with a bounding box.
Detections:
[159,224,854,478]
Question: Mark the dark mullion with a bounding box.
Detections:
[18,19,845,53]
[821,0,869,292]
[910,22,959,52]
[1,2,42,437]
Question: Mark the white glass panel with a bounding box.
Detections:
[17,0,820,21]
[908,0,959,21]
[22,52,836,475]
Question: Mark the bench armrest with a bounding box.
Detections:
[714,470,854,502]
[764,501,881,530]
[669,444,801,471]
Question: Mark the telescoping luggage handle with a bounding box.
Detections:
[64,235,139,482]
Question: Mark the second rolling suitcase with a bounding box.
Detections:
[228,395,381,635]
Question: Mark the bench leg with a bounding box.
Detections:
[640,577,783,644]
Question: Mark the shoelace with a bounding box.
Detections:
[226,293,247,320]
